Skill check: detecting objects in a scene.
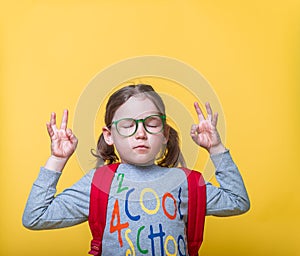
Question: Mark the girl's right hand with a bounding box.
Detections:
[46,110,78,160]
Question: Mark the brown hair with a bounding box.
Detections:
[92,84,184,167]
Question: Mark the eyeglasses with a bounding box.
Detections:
[109,114,166,137]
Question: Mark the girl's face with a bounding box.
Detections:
[103,96,168,166]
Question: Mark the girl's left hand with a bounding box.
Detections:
[190,102,225,154]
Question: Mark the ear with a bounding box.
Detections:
[163,125,170,145]
[102,127,114,145]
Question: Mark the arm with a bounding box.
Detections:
[206,150,250,216]
[190,102,250,216]
[22,110,90,229]
[22,167,94,229]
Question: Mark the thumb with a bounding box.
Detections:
[66,128,78,144]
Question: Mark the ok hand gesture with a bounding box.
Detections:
[190,102,225,155]
[46,110,78,159]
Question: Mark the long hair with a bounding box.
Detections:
[92,84,185,167]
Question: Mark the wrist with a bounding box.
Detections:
[209,143,227,155]
[44,155,69,172]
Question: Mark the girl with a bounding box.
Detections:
[23,84,250,255]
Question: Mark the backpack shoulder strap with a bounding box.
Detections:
[180,167,206,256]
[88,163,120,256]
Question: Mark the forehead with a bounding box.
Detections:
[113,96,160,120]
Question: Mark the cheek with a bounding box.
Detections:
[112,135,132,153]
[149,135,166,148]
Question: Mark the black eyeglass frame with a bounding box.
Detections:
[108,114,166,137]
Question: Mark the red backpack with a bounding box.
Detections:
[88,163,206,256]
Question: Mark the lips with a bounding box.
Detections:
[133,145,149,149]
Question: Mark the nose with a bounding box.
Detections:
[135,122,147,139]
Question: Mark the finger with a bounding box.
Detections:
[190,124,198,136]
[66,128,74,138]
[202,121,211,132]
[67,128,78,145]
[46,122,55,138]
[190,124,197,132]
[60,109,68,130]
[212,112,218,127]
[205,102,213,121]
[202,134,212,149]
[50,112,57,130]
[190,124,200,142]
[194,102,205,122]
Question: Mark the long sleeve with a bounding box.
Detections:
[22,150,250,230]
[22,167,95,230]
[205,150,250,216]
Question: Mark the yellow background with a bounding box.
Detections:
[1,1,300,255]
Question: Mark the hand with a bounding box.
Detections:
[46,110,78,159]
[190,102,225,154]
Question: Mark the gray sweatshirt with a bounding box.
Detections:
[23,150,250,255]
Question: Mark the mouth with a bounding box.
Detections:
[133,145,149,149]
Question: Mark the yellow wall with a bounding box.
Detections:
[1,1,299,255]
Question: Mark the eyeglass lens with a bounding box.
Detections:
[116,115,164,137]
